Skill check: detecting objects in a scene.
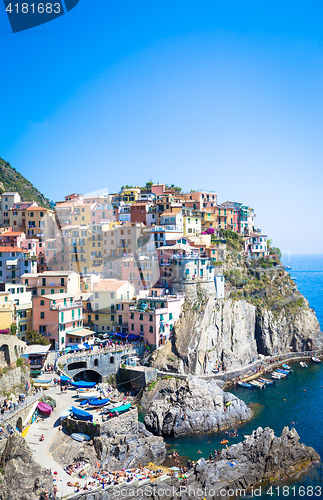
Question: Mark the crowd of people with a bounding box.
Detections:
[65,464,168,493]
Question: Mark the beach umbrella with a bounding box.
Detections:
[170,467,180,471]
[77,344,86,350]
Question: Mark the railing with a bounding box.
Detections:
[0,390,42,424]
[50,301,82,310]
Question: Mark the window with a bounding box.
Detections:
[140,325,144,332]
[41,289,45,295]
[149,314,153,322]
[51,289,54,294]
[130,312,134,319]
[139,313,143,320]
[169,313,173,320]
[60,289,64,293]
[20,324,27,332]
[40,300,45,306]
[95,314,99,321]
[94,292,99,299]
[110,292,115,299]
[131,324,134,330]
[39,325,46,333]
[60,278,65,286]
[40,312,45,319]
[149,326,153,333]
[110,356,114,364]
[111,315,115,321]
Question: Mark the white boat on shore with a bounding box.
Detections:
[300,362,308,368]
[77,391,100,400]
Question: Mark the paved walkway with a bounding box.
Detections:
[24,374,90,499]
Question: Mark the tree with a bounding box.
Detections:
[25,329,50,346]
[145,181,154,190]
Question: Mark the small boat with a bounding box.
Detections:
[258,377,275,386]
[78,391,100,400]
[71,433,91,442]
[271,372,286,379]
[71,381,97,389]
[71,406,93,422]
[249,380,266,389]
[312,356,321,363]
[237,381,253,389]
[60,408,73,421]
[103,402,125,413]
[109,403,131,414]
[284,266,291,270]
[40,396,56,408]
[33,379,52,389]
[37,401,52,416]
[221,439,229,445]
[300,362,308,368]
[276,368,290,375]
[88,398,110,407]
[282,364,292,371]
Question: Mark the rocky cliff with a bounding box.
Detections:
[0,435,53,500]
[70,426,320,500]
[152,254,323,375]
[143,377,252,437]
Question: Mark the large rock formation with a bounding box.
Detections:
[94,422,166,470]
[151,269,323,375]
[70,426,320,500]
[0,435,53,500]
[144,377,252,437]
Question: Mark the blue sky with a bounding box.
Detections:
[1,1,323,253]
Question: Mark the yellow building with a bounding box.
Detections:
[85,279,136,334]
[25,206,55,239]
[182,208,202,236]
[201,210,216,231]
[70,203,95,226]
[0,292,15,331]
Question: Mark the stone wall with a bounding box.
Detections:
[0,335,26,368]
[101,408,138,437]
[60,346,145,381]
[0,367,29,396]
[118,366,157,391]
[66,417,101,438]
[66,409,138,438]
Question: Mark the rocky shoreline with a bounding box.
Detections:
[143,376,252,437]
[68,426,320,500]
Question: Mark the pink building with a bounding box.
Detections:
[91,204,115,225]
[21,238,42,257]
[184,191,217,210]
[32,293,94,350]
[0,229,26,248]
[128,292,184,348]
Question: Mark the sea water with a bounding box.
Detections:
[164,255,323,496]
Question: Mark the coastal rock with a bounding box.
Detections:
[0,435,53,500]
[152,284,323,375]
[95,422,166,470]
[50,421,166,473]
[70,426,320,500]
[143,377,252,436]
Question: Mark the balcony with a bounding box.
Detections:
[50,301,82,310]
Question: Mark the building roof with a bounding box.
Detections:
[1,192,19,196]
[93,279,131,292]
[68,328,95,337]
[0,246,28,253]
[41,293,74,299]
[41,271,76,276]
[1,231,24,236]
[24,344,51,355]
[26,206,50,211]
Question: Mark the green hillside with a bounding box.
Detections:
[0,157,52,209]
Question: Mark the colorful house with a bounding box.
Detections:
[32,293,93,350]
[128,292,184,348]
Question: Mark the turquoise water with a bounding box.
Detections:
[163,255,323,493]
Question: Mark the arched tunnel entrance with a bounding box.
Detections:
[74,369,102,383]
[16,416,23,432]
